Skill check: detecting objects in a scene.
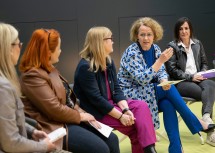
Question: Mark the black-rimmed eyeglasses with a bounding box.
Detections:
[12,42,23,49]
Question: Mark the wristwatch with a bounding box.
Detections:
[122,108,129,114]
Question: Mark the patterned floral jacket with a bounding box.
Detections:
[117,42,168,129]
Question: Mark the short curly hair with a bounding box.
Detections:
[130,17,163,42]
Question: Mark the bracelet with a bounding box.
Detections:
[118,113,123,120]
[118,108,129,120]
[122,108,129,114]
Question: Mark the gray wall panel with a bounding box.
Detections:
[34,21,79,83]
[0,0,215,83]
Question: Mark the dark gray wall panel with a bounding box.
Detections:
[11,22,36,65]
[0,0,77,22]
[197,12,215,68]
[0,0,215,83]
[8,21,79,83]
[34,21,79,83]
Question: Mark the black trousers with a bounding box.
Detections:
[176,79,215,116]
[64,123,120,153]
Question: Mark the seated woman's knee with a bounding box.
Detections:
[107,133,120,153]
[159,99,174,111]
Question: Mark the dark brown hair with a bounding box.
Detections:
[174,17,194,42]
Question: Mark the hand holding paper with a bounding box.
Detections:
[157,80,184,86]
[46,127,66,143]
[197,69,215,79]
[89,121,113,138]
[89,120,101,129]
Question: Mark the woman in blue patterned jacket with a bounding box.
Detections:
[117,17,215,153]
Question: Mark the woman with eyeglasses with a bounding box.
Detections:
[73,26,157,153]
[117,17,215,153]
[0,23,56,152]
[19,28,120,153]
[166,17,215,146]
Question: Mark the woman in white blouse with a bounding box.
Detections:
[166,17,215,146]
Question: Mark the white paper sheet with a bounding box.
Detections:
[157,80,184,87]
[47,127,67,142]
[89,121,114,138]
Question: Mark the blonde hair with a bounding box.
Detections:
[80,26,112,72]
[0,23,21,96]
[130,17,163,42]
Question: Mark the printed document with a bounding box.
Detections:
[157,80,184,87]
[89,121,113,138]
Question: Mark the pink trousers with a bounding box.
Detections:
[98,99,156,153]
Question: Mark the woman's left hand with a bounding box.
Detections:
[160,79,171,90]
[32,129,48,141]
[124,110,136,124]
[80,112,101,129]
[89,120,101,129]
[162,84,171,90]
